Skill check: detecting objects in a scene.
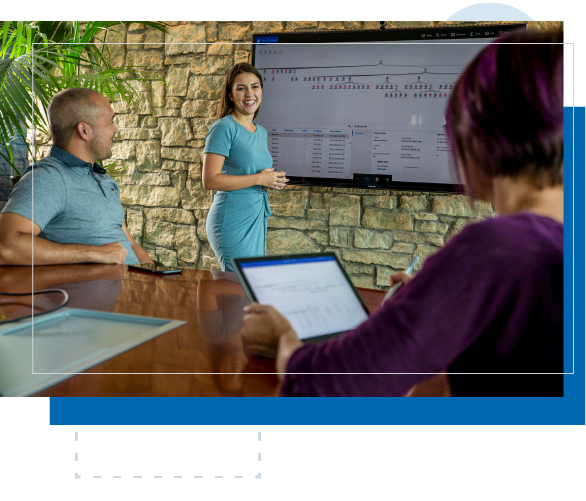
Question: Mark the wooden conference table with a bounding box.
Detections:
[0,264,447,397]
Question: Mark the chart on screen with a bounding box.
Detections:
[255,39,493,184]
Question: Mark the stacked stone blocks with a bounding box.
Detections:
[30,21,560,289]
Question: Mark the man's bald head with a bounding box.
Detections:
[48,88,106,147]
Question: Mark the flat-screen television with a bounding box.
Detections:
[252,24,527,192]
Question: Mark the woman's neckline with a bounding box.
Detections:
[228,113,257,134]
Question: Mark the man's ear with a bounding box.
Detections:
[75,122,92,141]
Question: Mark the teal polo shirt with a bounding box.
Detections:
[1,146,139,265]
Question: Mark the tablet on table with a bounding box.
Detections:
[232,253,369,343]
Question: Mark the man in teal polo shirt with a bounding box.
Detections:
[0,88,153,266]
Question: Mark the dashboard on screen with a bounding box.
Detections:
[251,24,527,192]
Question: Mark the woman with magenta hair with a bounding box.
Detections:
[242,29,564,397]
[203,63,289,272]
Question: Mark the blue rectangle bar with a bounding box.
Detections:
[240,256,335,268]
[256,36,278,44]
[564,107,575,374]
[50,395,583,425]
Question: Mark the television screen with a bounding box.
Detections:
[252,24,527,192]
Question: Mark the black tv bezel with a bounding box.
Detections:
[251,23,528,193]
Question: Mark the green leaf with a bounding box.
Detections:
[36,22,75,43]
[1,20,169,169]
[102,159,131,177]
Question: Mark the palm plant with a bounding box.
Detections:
[0,21,167,176]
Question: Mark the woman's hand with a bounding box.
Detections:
[256,168,289,190]
[389,271,413,288]
[242,303,299,359]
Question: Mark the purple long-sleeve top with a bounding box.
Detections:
[282,213,563,397]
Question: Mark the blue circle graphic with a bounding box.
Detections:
[447,3,533,21]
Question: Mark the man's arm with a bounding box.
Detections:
[122,222,154,264]
[0,212,127,266]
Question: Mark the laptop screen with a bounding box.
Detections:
[238,255,369,340]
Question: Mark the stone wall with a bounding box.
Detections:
[35,21,562,289]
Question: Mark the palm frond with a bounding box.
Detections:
[0,21,168,175]
[0,53,58,137]
[102,159,131,178]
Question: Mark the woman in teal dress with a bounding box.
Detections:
[203,63,288,272]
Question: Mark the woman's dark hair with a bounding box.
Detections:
[216,62,264,120]
[445,29,563,199]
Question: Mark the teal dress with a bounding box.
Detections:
[204,115,272,272]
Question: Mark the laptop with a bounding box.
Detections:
[232,252,369,343]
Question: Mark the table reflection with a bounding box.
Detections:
[0,290,67,323]
[1,264,425,397]
[197,271,250,344]
[0,264,126,319]
[197,271,253,396]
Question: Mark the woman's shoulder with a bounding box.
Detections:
[444,212,563,266]
[205,116,239,148]
[457,213,562,242]
[208,115,237,133]
[408,213,563,305]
